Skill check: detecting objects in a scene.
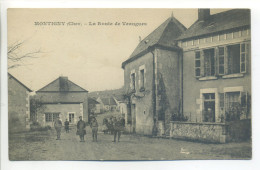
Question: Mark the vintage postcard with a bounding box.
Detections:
[7,8,251,161]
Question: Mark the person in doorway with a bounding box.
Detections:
[64,119,70,133]
[77,116,86,142]
[90,117,98,142]
[54,116,62,140]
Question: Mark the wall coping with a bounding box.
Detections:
[170,121,226,126]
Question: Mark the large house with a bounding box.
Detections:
[8,73,32,132]
[34,76,89,126]
[122,9,251,143]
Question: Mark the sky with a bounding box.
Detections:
[8,8,229,92]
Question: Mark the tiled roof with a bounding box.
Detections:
[35,92,87,103]
[8,73,32,92]
[101,97,117,106]
[177,9,250,41]
[37,76,88,92]
[122,16,186,68]
[88,98,100,105]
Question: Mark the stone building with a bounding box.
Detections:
[35,76,89,127]
[122,9,251,142]
[122,16,186,135]
[8,73,32,132]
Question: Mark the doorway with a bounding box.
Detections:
[203,93,215,122]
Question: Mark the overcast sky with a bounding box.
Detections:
[8,8,229,92]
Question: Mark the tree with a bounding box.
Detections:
[8,40,43,69]
[30,96,46,122]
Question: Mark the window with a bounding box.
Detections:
[225,92,240,121]
[195,42,249,78]
[131,73,136,91]
[204,49,215,76]
[195,51,201,77]
[139,69,145,91]
[69,113,75,123]
[45,113,60,122]
[227,44,240,74]
[224,91,249,121]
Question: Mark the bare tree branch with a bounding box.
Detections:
[8,41,44,70]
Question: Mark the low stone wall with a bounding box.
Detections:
[170,121,227,143]
[170,120,251,143]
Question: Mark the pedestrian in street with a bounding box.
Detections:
[64,119,70,133]
[90,116,98,142]
[102,118,109,134]
[76,116,86,142]
[54,116,62,140]
[113,117,122,142]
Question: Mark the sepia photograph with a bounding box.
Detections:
[7,8,251,161]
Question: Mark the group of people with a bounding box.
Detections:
[102,116,125,142]
[53,115,125,143]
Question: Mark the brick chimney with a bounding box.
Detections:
[59,76,69,92]
[198,9,210,21]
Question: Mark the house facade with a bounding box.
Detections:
[122,16,186,135]
[122,9,251,142]
[178,9,251,123]
[35,76,89,127]
[8,73,32,132]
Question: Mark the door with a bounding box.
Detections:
[69,113,75,124]
[203,93,215,122]
[131,104,136,133]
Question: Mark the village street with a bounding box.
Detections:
[9,126,251,161]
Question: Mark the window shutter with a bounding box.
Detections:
[195,51,201,77]
[240,91,247,119]
[215,47,219,76]
[200,50,205,77]
[224,46,229,74]
[130,74,132,89]
[240,43,247,73]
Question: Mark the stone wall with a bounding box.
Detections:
[8,75,30,133]
[170,120,251,143]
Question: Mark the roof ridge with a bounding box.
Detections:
[37,76,88,92]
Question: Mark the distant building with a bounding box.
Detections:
[35,76,89,126]
[8,73,32,132]
[122,9,251,143]
[88,97,100,114]
[96,97,118,112]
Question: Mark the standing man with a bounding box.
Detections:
[113,117,122,142]
[77,116,86,142]
[90,117,98,142]
[54,116,62,140]
[64,119,70,133]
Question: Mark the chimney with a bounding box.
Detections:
[59,76,69,92]
[198,9,210,21]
